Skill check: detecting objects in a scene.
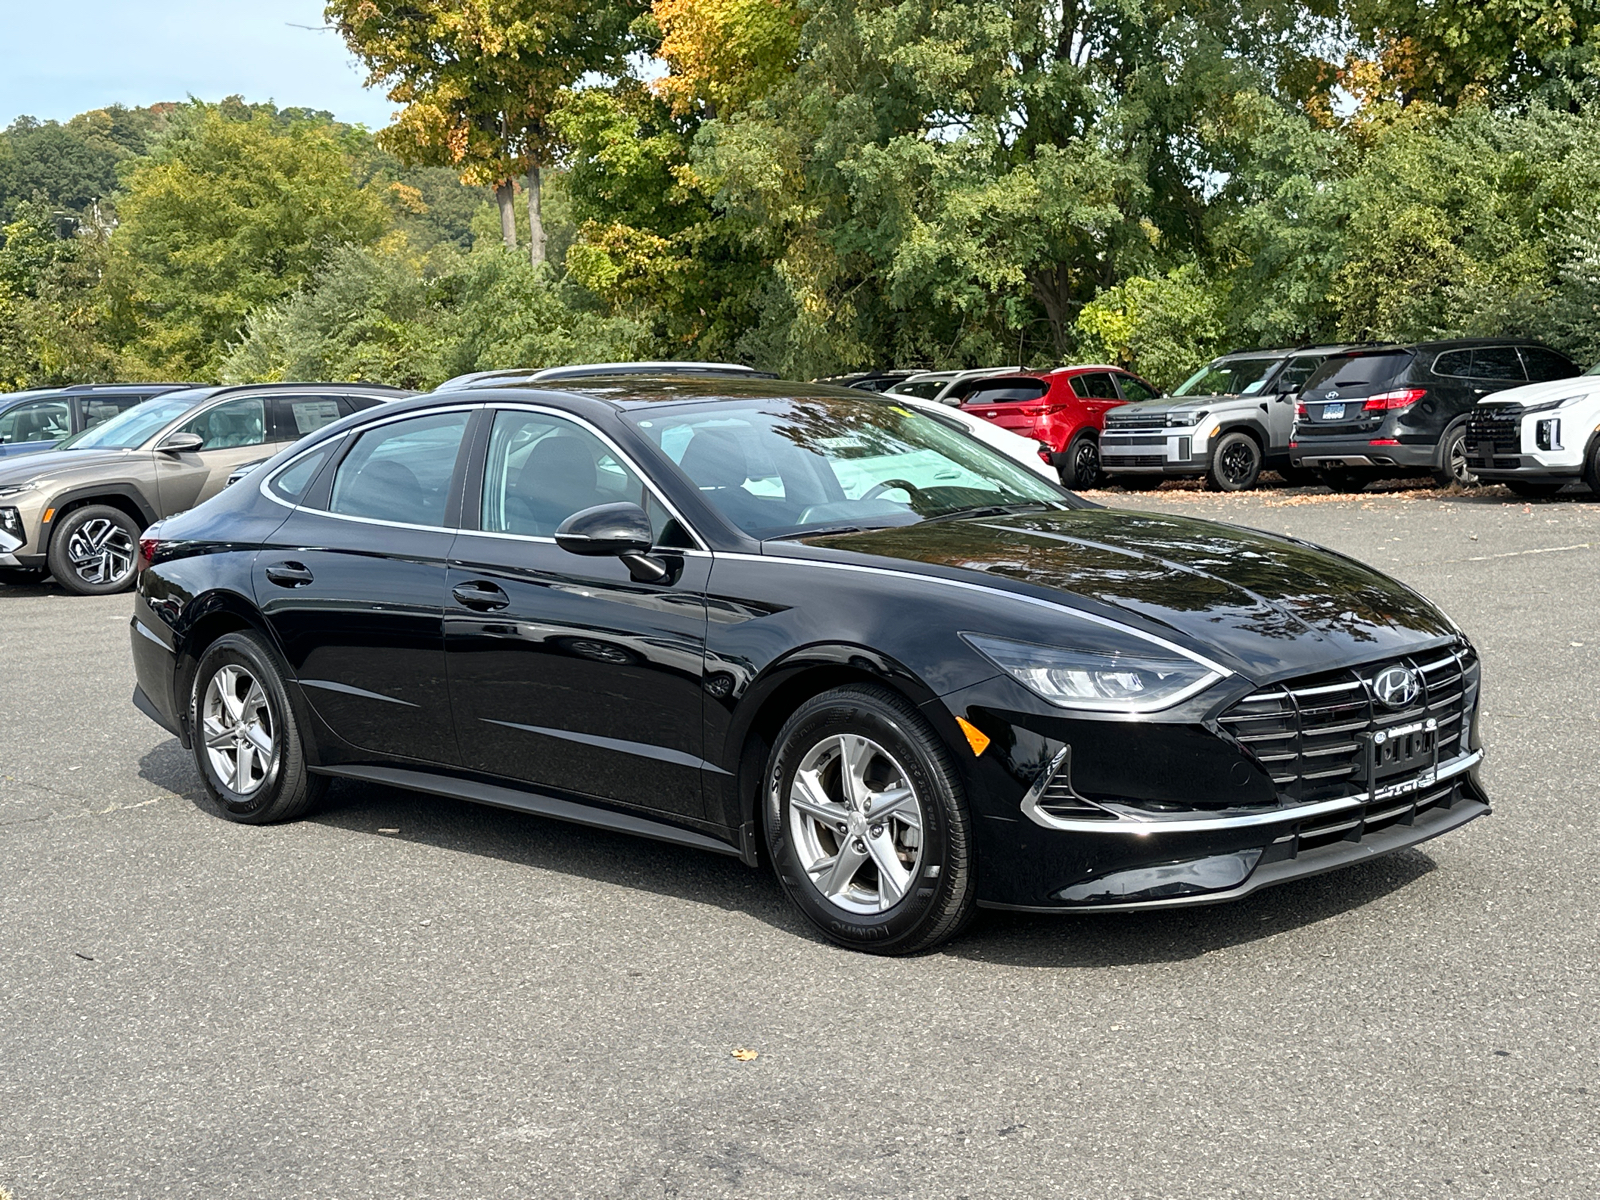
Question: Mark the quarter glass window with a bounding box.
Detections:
[271,444,336,502]
[1117,376,1157,402]
[1470,347,1525,381]
[1519,347,1578,383]
[330,411,469,525]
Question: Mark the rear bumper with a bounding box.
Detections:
[129,612,185,743]
[1291,438,1434,470]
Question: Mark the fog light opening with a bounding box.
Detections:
[1054,848,1264,904]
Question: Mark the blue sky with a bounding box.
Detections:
[0,0,395,128]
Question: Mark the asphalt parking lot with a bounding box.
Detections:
[2,481,1597,1200]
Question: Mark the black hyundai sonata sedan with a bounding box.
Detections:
[129,371,1488,954]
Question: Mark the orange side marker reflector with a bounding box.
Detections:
[42,508,55,523]
[956,717,991,757]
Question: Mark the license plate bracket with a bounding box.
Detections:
[1322,402,1346,420]
[1363,718,1440,801]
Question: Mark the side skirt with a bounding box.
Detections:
[311,763,742,858]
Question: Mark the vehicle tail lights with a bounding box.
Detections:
[1369,438,1400,446]
[137,536,164,572]
[1296,403,1308,417]
[1361,388,1427,411]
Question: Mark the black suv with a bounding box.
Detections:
[1289,340,1580,491]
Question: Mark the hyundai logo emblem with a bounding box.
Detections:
[1325,390,1338,399]
[1372,665,1421,710]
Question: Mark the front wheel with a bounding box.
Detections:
[1205,431,1263,491]
[47,504,141,595]
[1433,426,1479,488]
[1057,432,1101,489]
[765,685,976,955]
[190,631,326,824]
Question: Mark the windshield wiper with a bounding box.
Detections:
[920,501,1054,525]
[765,525,866,541]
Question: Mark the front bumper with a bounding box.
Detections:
[1100,429,1209,475]
[1290,438,1433,470]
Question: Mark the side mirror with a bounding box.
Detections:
[156,431,204,454]
[554,502,669,583]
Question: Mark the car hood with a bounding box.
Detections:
[1476,376,1599,408]
[801,508,1457,681]
[0,446,146,487]
[1106,395,1236,421]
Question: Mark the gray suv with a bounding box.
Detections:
[1100,346,1367,491]
[0,383,409,594]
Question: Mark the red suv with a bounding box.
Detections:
[948,366,1161,487]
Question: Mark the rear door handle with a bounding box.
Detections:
[452,581,510,611]
[265,562,314,587]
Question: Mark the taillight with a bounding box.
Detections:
[1362,387,1427,411]
[1296,403,1308,417]
[1019,403,1069,417]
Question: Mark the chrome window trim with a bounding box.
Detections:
[1021,748,1483,834]
[714,551,1233,679]
[258,404,481,529]
[472,401,708,553]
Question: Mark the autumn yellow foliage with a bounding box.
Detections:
[654,0,802,116]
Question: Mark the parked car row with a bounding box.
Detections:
[834,338,1598,496]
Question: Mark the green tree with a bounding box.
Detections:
[327,0,648,264]
[0,199,119,387]
[108,101,390,377]
[1074,264,1228,390]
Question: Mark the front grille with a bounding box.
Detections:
[1218,645,1477,806]
[1465,411,1520,455]
[1104,454,1166,467]
[1106,413,1169,430]
[1103,435,1168,447]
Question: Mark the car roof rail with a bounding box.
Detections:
[436,362,771,390]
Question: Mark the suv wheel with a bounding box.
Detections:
[1058,432,1101,489]
[1205,431,1263,491]
[1583,436,1600,495]
[47,505,141,596]
[190,631,326,824]
[764,685,976,955]
[1432,426,1479,488]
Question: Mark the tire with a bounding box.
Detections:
[1318,468,1369,494]
[1205,430,1263,492]
[1505,480,1566,499]
[764,684,976,955]
[46,504,141,596]
[1056,432,1101,489]
[1584,436,1600,495]
[1432,425,1479,488]
[1112,475,1164,491]
[189,631,326,824]
[0,567,45,586]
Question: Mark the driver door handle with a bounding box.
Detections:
[265,562,314,587]
[452,581,510,611]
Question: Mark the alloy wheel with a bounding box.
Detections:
[201,665,276,795]
[787,734,925,915]
[1218,440,1258,486]
[66,518,134,585]
[1072,438,1100,487]
[1448,434,1478,487]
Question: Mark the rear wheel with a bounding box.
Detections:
[765,685,976,955]
[1432,426,1479,488]
[1505,480,1566,499]
[1057,432,1101,489]
[190,631,325,824]
[1205,431,1263,492]
[47,504,140,596]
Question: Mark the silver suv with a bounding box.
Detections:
[1100,346,1367,491]
[0,383,408,594]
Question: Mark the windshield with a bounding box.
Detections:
[57,392,208,450]
[888,380,947,400]
[628,395,1070,539]
[1587,360,1600,376]
[1172,357,1281,397]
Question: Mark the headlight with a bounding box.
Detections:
[1167,411,1206,427]
[1521,393,1589,413]
[964,628,1229,713]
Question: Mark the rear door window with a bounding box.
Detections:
[271,397,344,441]
[329,411,470,527]
[1115,375,1158,402]
[1519,347,1579,382]
[1070,373,1119,399]
[1469,347,1525,382]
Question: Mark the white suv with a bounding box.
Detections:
[1463,362,1600,496]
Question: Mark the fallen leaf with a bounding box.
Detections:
[731,1048,759,1061]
